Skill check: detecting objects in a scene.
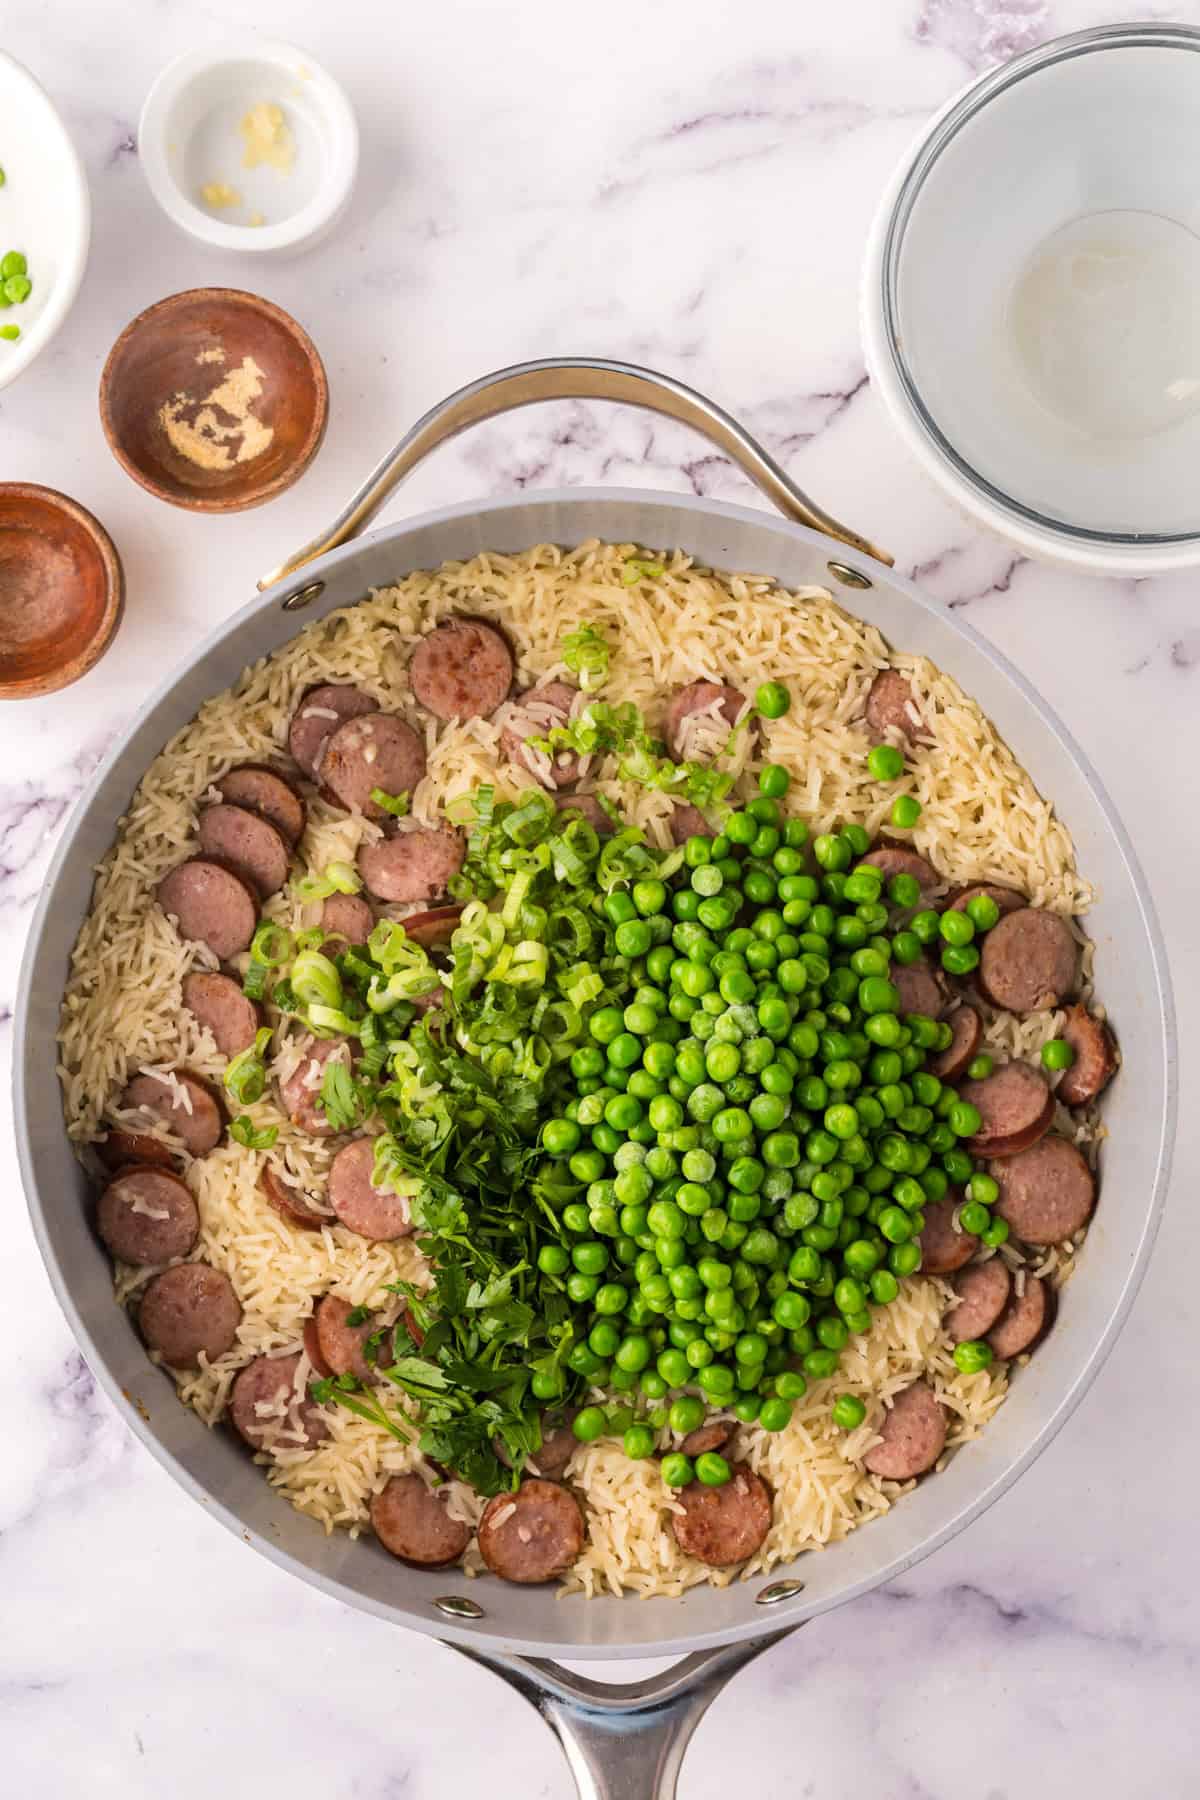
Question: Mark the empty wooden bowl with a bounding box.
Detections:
[0,484,124,699]
[99,288,328,511]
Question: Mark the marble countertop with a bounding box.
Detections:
[2,1,1196,1794]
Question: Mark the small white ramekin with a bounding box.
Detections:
[138,41,358,258]
[862,22,1200,577]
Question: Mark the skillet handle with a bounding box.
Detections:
[451,1630,794,1800]
[256,356,891,591]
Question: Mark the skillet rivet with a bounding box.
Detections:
[756,1580,806,1606]
[826,560,873,590]
[281,579,326,612]
[435,1595,486,1620]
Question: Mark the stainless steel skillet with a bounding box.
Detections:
[14,360,1176,1799]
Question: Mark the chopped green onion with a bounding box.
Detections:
[561,623,610,691]
[293,861,363,903]
[621,557,665,585]
[223,1026,274,1105]
[229,1115,278,1150]
[370,788,410,817]
[251,921,294,966]
[292,950,343,1012]
[242,960,269,1002]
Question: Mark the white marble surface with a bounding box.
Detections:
[1,1,1197,1794]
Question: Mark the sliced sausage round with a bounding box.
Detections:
[357,826,464,904]
[863,1381,947,1480]
[329,1136,414,1241]
[860,844,940,898]
[216,764,306,847]
[478,1479,586,1583]
[946,882,1025,919]
[959,1061,1054,1159]
[260,1163,331,1229]
[122,1070,223,1157]
[98,1129,176,1173]
[182,971,261,1059]
[303,1314,333,1377]
[987,1274,1050,1358]
[320,892,374,948]
[978,908,1077,1014]
[663,681,747,761]
[319,714,427,820]
[865,669,919,741]
[501,682,583,788]
[409,618,514,722]
[400,904,463,950]
[288,684,378,779]
[947,1259,1012,1343]
[992,1135,1096,1244]
[671,1461,772,1567]
[314,1294,391,1383]
[679,1419,733,1459]
[197,803,291,899]
[931,1006,983,1082]
[916,1193,978,1274]
[670,803,714,845]
[1056,1005,1118,1107]
[157,858,257,961]
[97,1167,199,1265]
[556,792,616,836]
[371,1473,471,1568]
[229,1351,329,1452]
[279,1036,354,1137]
[138,1262,242,1367]
[893,956,946,1020]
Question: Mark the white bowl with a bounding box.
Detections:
[862,23,1200,576]
[138,41,358,257]
[0,52,90,393]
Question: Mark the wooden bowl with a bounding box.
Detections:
[0,485,124,699]
[99,288,328,512]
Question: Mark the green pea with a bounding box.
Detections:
[1041,1038,1076,1071]
[939,909,975,948]
[543,1117,581,1156]
[759,763,791,798]
[890,795,922,828]
[623,1424,656,1460]
[870,1268,899,1304]
[890,929,922,966]
[909,908,940,944]
[969,1171,999,1206]
[965,893,1001,931]
[958,1199,990,1235]
[982,1217,1010,1248]
[859,976,900,1015]
[953,1339,994,1374]
[942,944,980,975]
[594,1281,630,1316]
[831,1393,866,1430]
[573,1405,607,1442]
[965,1054,994,1082]
[948,1100,982,1138]
[803,1346,840,1380]
[868,743,904,781]
[661,1452,696,1487]
[755,680,791,719]
[813,832,851,872]
[537,1243,570,1275]
[759,1396,793,1432]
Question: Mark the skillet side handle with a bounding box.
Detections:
[452,1629,795,1800]
[256,356,892,591]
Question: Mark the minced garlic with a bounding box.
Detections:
[200,181,241,209]
[240,102,294,173]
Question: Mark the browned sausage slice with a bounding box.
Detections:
[679,1418,733,1459]
[139,1263,242,1366]
[182,971,261,1058]
[400,904,463,949]
[670,803,714,845]
[959,1061,1054,1158]
[229,1351,330,1451]
[1056,1005,1118,1107]
[320,891,375,950]
[288,684,378,779]
[319,714,427,820]
[123,1070,224,1156]
[946,883,1025,918]
[987,1274,1050,1358]
[279,1036,354,1137]
[157,858,258,960]
[501,682,583,788]
[860,844,940,897]
[931,1006,983,1082]
[260,1164,331,1229]
[371,1473,471,1567]
[97,1167,199,1265]
[992,1135,1096,1244]
[198,803,291,898]
[216,764,306,847]
[947,1259,1011,1343]
[329,1137,414,1241]
[555,792,616,836]
[357,826,464,904]
[663,681,747,761]
[978,908,1077,1013]
[671,1461,772,1567]
[409,619,514,721]
[865,669,920,741]
[496,1409,578,1478]
[478,1479,585,1583]
[303,1314,333,1377]
[97,1129,176,1173]
[314,1294,391,1383]
[893,956,947,1020]
[863,1381,947,1479]
[916,1193,978,1274]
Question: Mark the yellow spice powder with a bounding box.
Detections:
[157,356,275,471]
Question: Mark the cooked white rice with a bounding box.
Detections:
[57,540,1098,1597]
